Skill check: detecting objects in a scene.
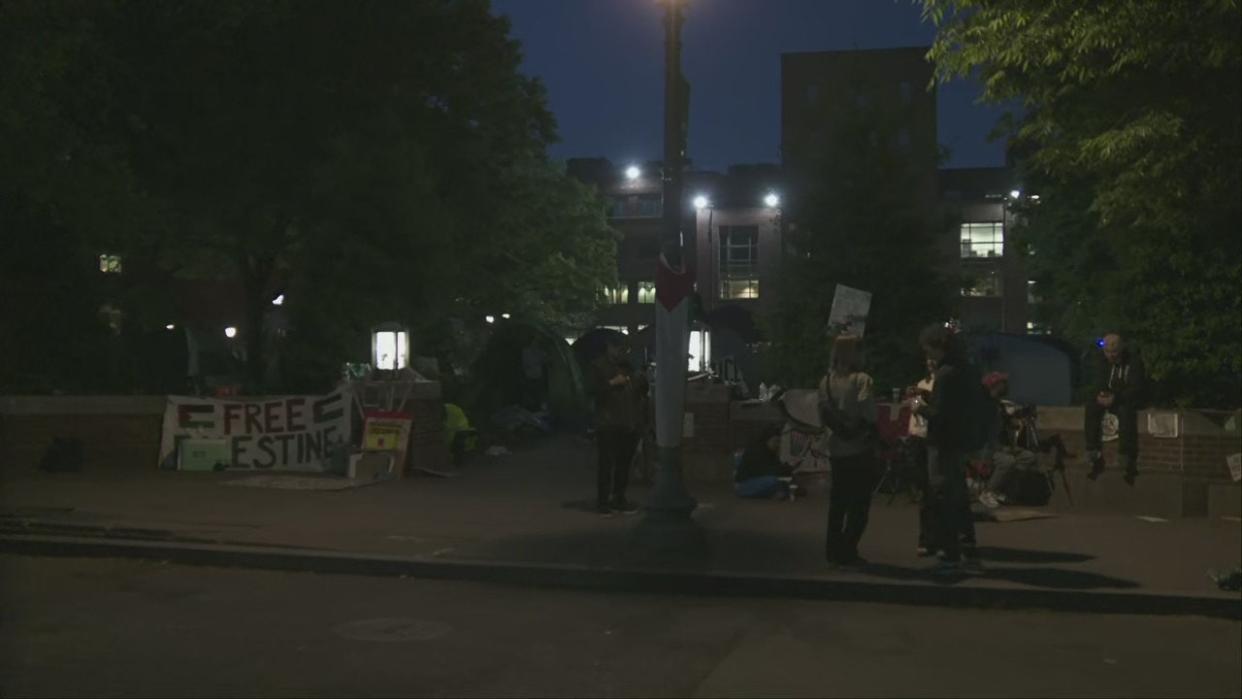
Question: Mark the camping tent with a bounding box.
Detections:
[463,320,592,431]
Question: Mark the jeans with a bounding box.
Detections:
[927,445,975,562]
[597,428,637,506]
[735,475,787,499]
[988,448,1037,495]
[827,453,876,562]
[1084,400,1138,459]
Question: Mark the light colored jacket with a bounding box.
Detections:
[819,371,877,458]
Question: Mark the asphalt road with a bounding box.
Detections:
[2,555,1239,698]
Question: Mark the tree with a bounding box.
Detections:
[2,0,617,394]
[925,0,1242,406]
[769,98,956,392]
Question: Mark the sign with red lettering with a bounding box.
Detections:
[159,388,352,471]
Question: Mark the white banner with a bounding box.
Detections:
[159,388,351,471]
[654,253,694,448]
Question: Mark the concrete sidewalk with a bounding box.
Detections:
[2,435,1239,616]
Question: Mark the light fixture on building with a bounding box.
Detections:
[371,322,410,372]
[625,165,641,181]
[165,323,176,330]
[224,326,238,338]
[688,324,712,373]
[272,293,285,306]
[1030,194,1040,201]
[485,315,495,324]
[692,194,710,210]
[764,192,781,208]
[501,313,511,319]
[1009,189,1022,199]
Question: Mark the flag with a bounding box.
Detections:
[654,251,695,448]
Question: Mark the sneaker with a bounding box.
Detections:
[978,491,1001,509]
[930,559,964,577]
[610,499,640,515]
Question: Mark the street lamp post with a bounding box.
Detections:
[645,0,697,522]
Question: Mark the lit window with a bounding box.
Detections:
[719,226,759,300]
[99,254,122,274]
[601,285,629,305]
[962,269,1002,297]
[637,281,656,304]
[1026,280,1041,305]
[1026,321,1051,335]
[960,222,1004,258]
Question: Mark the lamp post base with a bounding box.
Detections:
[643,446,697,521]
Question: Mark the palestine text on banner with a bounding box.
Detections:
[159,388,351,471]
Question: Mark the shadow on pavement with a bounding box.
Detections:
[973,546,1095,564]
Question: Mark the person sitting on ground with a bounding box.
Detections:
[735,424,796,499]
[976,372,1038,509]
[1084,332,1147,484]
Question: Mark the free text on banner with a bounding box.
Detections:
[159,388,352,471]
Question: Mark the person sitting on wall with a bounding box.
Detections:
[1084,332,1147,485]
[734,424,797,499]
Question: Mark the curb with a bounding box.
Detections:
[3,533,1239,621]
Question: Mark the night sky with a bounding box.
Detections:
[492,0,1012,172]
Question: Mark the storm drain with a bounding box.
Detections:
[333,618,452,643]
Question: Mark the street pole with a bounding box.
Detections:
[645,0,697,522]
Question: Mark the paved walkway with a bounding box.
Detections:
[2,435,1239,612]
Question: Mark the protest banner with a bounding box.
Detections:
[159,388,351,471]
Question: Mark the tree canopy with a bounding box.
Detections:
[0,0,617,394]
[925,0,1242,406]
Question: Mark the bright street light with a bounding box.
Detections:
[763,192,780,208]
[165,323,175,330]
[1009,189,1022,199]
[224,326,238,338]
[625,165,641,181]
[485,315,495,324]
[692,194,709,210]
[271,293,284,306]
[501,313,511,319]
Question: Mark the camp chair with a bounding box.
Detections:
[773,388,832,475]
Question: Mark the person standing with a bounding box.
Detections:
[819,334,878,567]
[590,337,647,515]
[1084,332,1147,484]
[913,324,981,575]
[906,359,937,555]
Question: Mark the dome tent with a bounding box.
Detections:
[462,320,592,432]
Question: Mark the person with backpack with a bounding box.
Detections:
[818,334,878,568]
[912,324,985,575]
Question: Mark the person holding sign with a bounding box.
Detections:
[818,334,878,568]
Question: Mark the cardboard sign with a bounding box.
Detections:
[362,410,413,476]
[827,284,872,338]
[160,388,351,471]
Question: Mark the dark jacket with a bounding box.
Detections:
[1090,349,1147,407]
[590,354,648,431]
[919,356,973,450]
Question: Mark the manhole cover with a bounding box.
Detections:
[333,618,452,642]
